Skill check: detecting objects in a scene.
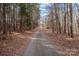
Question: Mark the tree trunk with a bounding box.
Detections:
[69,4,73,37]
[3,3,7,35]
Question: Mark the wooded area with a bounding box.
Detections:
[0,3,40,55]
[45,3,79,55]
[0,3,39,39]
[0,3,79,56]
[47,3,79,38]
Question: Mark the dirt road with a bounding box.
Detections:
[22,30,63,56]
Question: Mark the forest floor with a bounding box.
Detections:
[0,29,36,56]
[1,28,79,56]
[46,29,79,56]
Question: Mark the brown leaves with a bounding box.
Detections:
[0,31,33,56]
[46,31,79,55]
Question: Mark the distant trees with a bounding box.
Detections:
[19,3,39,31]
[47,3,79,38]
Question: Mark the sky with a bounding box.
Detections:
[39,3,49,17]
[39,3,51,25]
